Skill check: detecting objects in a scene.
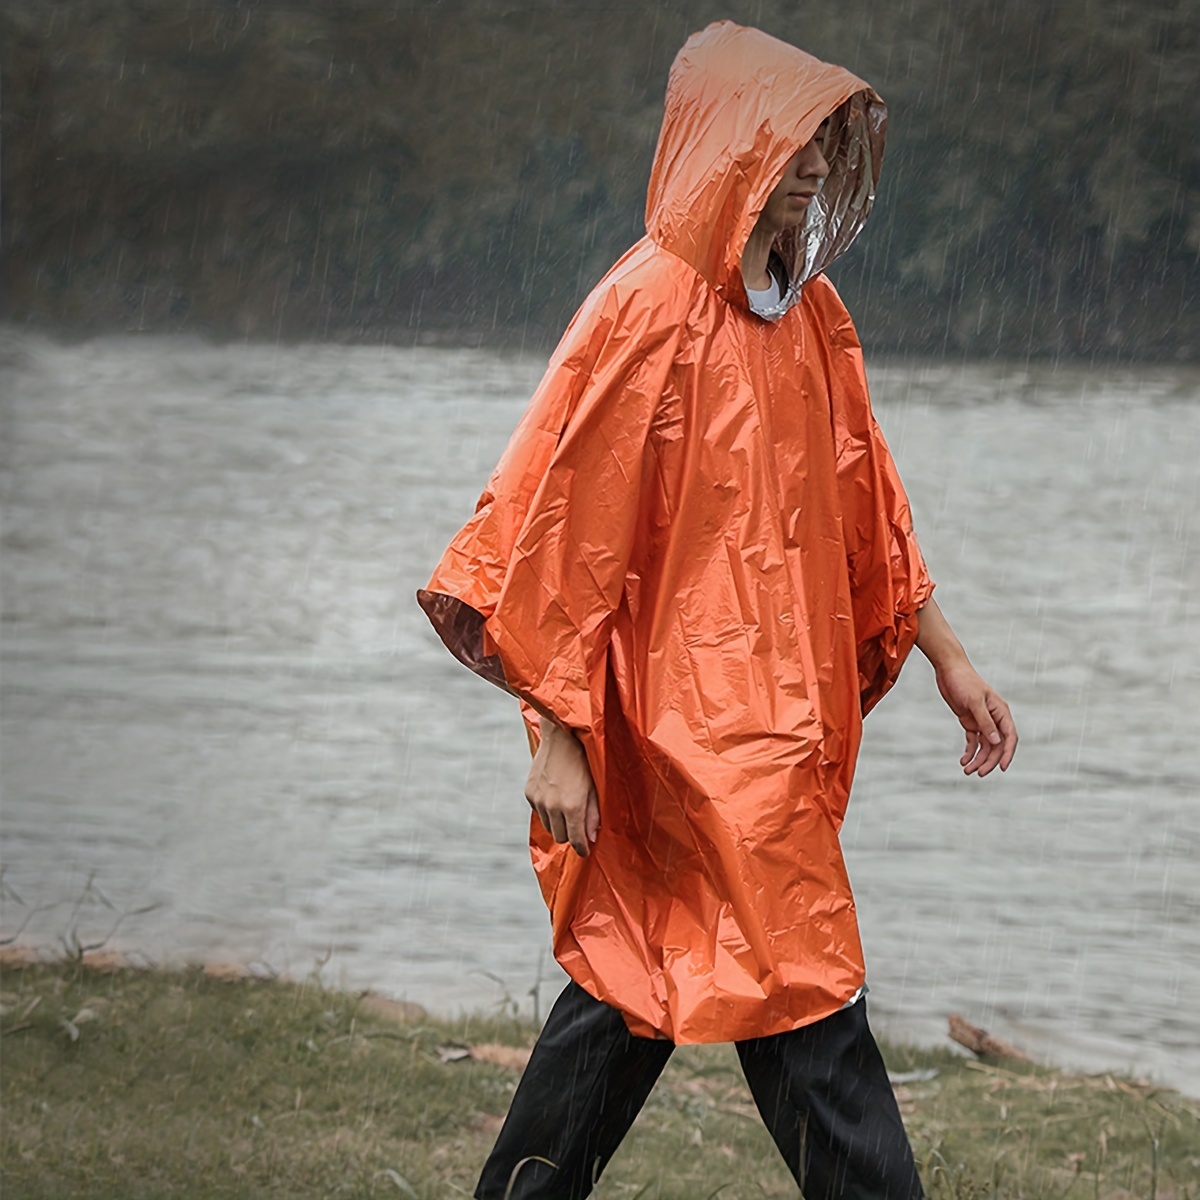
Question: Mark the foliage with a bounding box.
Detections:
[1,0,1196,359]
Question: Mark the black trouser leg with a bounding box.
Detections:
[735,1001,925,1200]
[475,980,675,1200]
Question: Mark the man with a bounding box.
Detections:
[419,21,1016,1200]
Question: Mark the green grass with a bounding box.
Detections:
[2,961,1196,1199]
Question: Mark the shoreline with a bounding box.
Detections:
[3,953,1197,1199]
[4,940,1194,1104]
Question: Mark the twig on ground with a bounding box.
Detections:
[949,1014,1032,1062]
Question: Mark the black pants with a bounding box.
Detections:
[476,981,925,1200]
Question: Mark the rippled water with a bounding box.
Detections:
[2,330,1197,1095]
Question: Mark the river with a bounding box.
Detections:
[2,329,1196,1095]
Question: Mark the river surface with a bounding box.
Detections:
[2,330,1197,1095]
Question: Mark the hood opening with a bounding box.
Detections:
[645,22,886,318]
[751,91,885,319]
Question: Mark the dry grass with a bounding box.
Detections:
[1,959,1196,1199]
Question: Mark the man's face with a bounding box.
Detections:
[757,121,832,235]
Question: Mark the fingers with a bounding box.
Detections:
[962,692,1018,777]
[993,698,1019,772]
[972,694,1002,748]
[961,730,980,769]
[548,806,573,849]
[531,801,553,837]
[527,794,563,841]
[526,790,599,858]
[963,716,999,776]
[565,800,591,858]
[585,791,601,847]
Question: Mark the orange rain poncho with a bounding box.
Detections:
[418,21,933,1043]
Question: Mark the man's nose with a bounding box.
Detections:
[796,140,830,180]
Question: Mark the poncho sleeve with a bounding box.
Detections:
[417,273,679,751]
[814,277,935,715]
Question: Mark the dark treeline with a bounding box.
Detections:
[3,0,1197,360]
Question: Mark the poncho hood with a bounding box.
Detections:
[646,21,886,316]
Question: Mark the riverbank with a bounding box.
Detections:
[2,956,1196,1199]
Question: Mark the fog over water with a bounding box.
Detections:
[2,331,1197,1096]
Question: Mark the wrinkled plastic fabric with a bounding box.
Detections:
[418,22,933,1044]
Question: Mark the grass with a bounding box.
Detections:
[1,959,1197,1199]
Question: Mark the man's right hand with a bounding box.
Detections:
[525,720,600,858]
